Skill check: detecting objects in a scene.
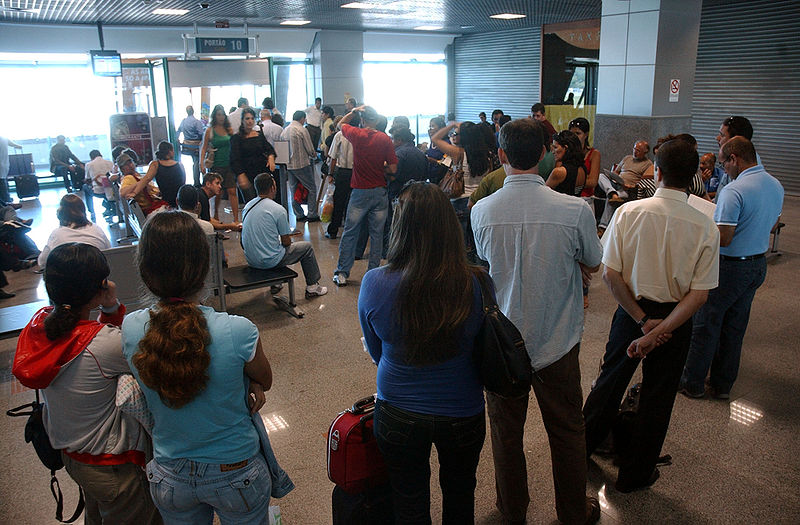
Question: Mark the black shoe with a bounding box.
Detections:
[0,289,15,299]
[615,468,660,493]
[21,218,33,226]
[307,216,321,223]
[12,259,36,272]
[585,497,601,524]
[324,232,337,239]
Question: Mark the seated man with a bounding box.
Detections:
[598,140,654,202]
[597,140,654,230]
[197,172,242,232]
[241,173,328,299]
[699,152,724,200]
[176,184,214,235]
[49,135,85,192]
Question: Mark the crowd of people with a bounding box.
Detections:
[8,96,785,525]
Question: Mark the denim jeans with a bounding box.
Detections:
[277,240,321,286]
[681,256,767,394]
[335,187,387,277]
[146,453,271,525]
[374,400,485,525]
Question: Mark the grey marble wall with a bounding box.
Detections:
[594,114,692,167]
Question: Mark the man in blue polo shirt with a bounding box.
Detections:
[241,174,327,299]
[680,137,783,399]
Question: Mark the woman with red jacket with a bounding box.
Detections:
[13,243,161,525]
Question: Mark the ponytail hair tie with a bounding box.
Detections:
[166,297,186,303]
[60,304,72,310]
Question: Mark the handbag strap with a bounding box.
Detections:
[475,271,498,312]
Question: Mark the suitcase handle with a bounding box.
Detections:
[349,394,376,415]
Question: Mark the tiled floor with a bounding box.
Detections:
[1,185,798,524]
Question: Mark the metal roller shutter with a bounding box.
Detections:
[692,0,800,195]
[454,28,541,123]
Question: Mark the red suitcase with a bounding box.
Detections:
[327,394,388,494]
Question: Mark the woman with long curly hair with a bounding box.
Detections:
[14,243,161,524]
[122,211,273,524]
[358,182,489,523]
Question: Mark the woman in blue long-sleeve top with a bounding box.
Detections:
[358,181,488,524]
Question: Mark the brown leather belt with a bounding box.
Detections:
[220,460,248,471]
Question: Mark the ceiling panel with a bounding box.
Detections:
[0,0,600,34]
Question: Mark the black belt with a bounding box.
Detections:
[721,253,765,261]
[306,124,321,129]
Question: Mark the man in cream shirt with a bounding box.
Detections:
[583,138,720,493]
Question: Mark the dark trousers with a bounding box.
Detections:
[487,344,589,524]
[327,168,352,236]
[307,124,321,151]
[681,256,767,394]
[583,300,691,486]
[0,178,10,203]
[374,400,485,525]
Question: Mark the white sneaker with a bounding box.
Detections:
[333,273,347,287]
[306,283,328,297]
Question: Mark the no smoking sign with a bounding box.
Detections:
[669,79,680,102]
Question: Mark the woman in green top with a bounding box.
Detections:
[201,105,239,221]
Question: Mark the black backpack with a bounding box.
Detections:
[8,390,85,523]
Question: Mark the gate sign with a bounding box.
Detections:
[195,37,249,54]
[669,78,680,102]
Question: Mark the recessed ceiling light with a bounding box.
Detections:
[414,25,443,31]
[153,8,189,15]
[0,6,41,14]
[341,2,375,8]
[490,13,526,20]
[280,20,311,25]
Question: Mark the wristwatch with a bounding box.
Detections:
[637,314,650,327]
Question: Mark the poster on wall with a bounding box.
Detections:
[110,112,154,165]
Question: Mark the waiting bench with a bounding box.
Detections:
[207,234,303,318]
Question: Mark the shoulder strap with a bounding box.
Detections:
[475,271,497,311]
[240,197,267,248]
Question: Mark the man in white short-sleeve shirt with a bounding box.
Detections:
[583,138,719,493]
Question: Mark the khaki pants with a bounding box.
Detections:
[62,452,162,525]
[486,344,589,524]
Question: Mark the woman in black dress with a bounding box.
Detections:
[230,107,277,205]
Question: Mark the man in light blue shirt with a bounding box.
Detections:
[241,174,327,298]
[471,119,603,525]
[681,137,783,400]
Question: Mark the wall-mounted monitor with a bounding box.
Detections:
[90,50,122,77]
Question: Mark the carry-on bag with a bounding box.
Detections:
[15,173,40,199]
[327,394,388,494]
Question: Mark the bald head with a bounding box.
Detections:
[633,141,649,160]
[699,153,716,171]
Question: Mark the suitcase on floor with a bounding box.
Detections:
[332,482,393,525]
[14,174,40,199]
[327,394,388,494]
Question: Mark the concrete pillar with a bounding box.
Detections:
[310,30,364,115]
[595,0,702,165]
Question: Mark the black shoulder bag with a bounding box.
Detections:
[473,273,533,397]
[7,390,85,523]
